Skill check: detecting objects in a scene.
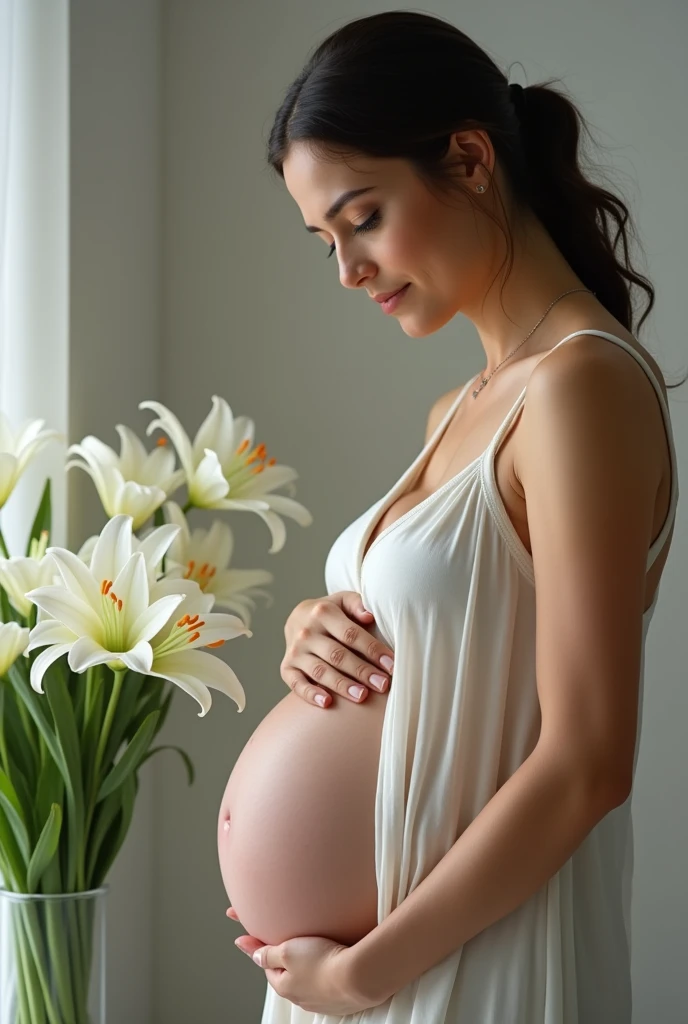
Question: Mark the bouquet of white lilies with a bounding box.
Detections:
[0,396,312,1023]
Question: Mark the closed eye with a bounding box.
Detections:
[327,209,382,258]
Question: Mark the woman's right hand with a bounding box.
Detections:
[280,592,395,708]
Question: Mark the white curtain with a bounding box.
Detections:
[0,0,69,556]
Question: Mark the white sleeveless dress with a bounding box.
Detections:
[260,329,680,1024]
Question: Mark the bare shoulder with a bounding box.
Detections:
[531,328,669,407]
[519,328,670,492]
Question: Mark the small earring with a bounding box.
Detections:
[476,184,486,193]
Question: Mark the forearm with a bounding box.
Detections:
[347,742,626,1006]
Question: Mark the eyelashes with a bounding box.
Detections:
[327,209,382,258]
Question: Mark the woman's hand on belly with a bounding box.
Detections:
[280,591,395,708]
[232,921,380,1015]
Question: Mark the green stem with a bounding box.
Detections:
[45,900,78,1020]
[14,913,37,1024]
[16,902,61,1024]
[15,912,46,1024]
[94,670,125,780]
[0,524,10,559]
[84,665,96,727]
[81,668,125,881]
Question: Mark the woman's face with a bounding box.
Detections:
[282,132,505,336]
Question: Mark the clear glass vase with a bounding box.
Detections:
[0,885,108,1024]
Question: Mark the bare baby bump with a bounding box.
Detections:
[217,689,386,946]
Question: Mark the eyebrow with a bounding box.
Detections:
[304,187,377,233]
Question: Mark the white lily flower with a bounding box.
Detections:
[76,521,181,589]
[24,514,188,693]
[145,575,252,716]
[24,514,251,715]
[0,622,30,677]
[153,501,273,629]
[66,424,186,530]
[139,396,313,554]
[0,412,63,509]
[0,530,59,618]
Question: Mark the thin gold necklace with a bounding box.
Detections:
[472,288,594,399]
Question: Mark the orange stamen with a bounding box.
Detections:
[207,639,225,648]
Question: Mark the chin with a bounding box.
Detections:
[401,311,449,338]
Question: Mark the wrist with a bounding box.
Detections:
[341,938,390,1009]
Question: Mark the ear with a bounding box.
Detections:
[443,129,494,186]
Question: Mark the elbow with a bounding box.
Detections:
[581,759,633,815]
[538,740,633,818]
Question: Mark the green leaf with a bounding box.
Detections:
[85,787,125,885]
[96,710,160,803]
[11,765,36,843]
[0,802,26,889]
[0,683,39,792]
[0,767,31,864]
[25,478,52,556]
[44,664,85,891]
[139,744,196,785]
[81,675,105,796]
[7,660,62,768]
[0,583,16,623]
[128,677,166,731]
[26,802,63,893]
[91,772,137,888]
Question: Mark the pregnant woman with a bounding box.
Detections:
[218,10,682,1023]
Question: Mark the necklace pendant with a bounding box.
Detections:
[472,377,488,399]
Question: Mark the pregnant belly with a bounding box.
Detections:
[217,688,387,947]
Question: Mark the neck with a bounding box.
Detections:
[465,213,594,374]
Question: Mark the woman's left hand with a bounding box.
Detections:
[232,912,374,1015]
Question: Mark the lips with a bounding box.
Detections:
[373,285,409,303]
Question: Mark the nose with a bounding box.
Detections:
[338,258,375,292]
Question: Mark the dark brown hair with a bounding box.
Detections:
[266,10,685,388]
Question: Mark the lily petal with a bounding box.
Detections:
[30,642,72,694]
[120,639,154,675]
[149,647,246,717]
[46,547,103,614]
[90,515,134,588]
[68,635,115,674]
[25,585,103,639]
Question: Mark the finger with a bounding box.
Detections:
[235,936,266,958]
[251,944,272,967]
[226,907,239,920]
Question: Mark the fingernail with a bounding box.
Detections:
[252,949,263,965]
[369,674,388,692]
[380,655,394,673]
[348,684,365,699]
